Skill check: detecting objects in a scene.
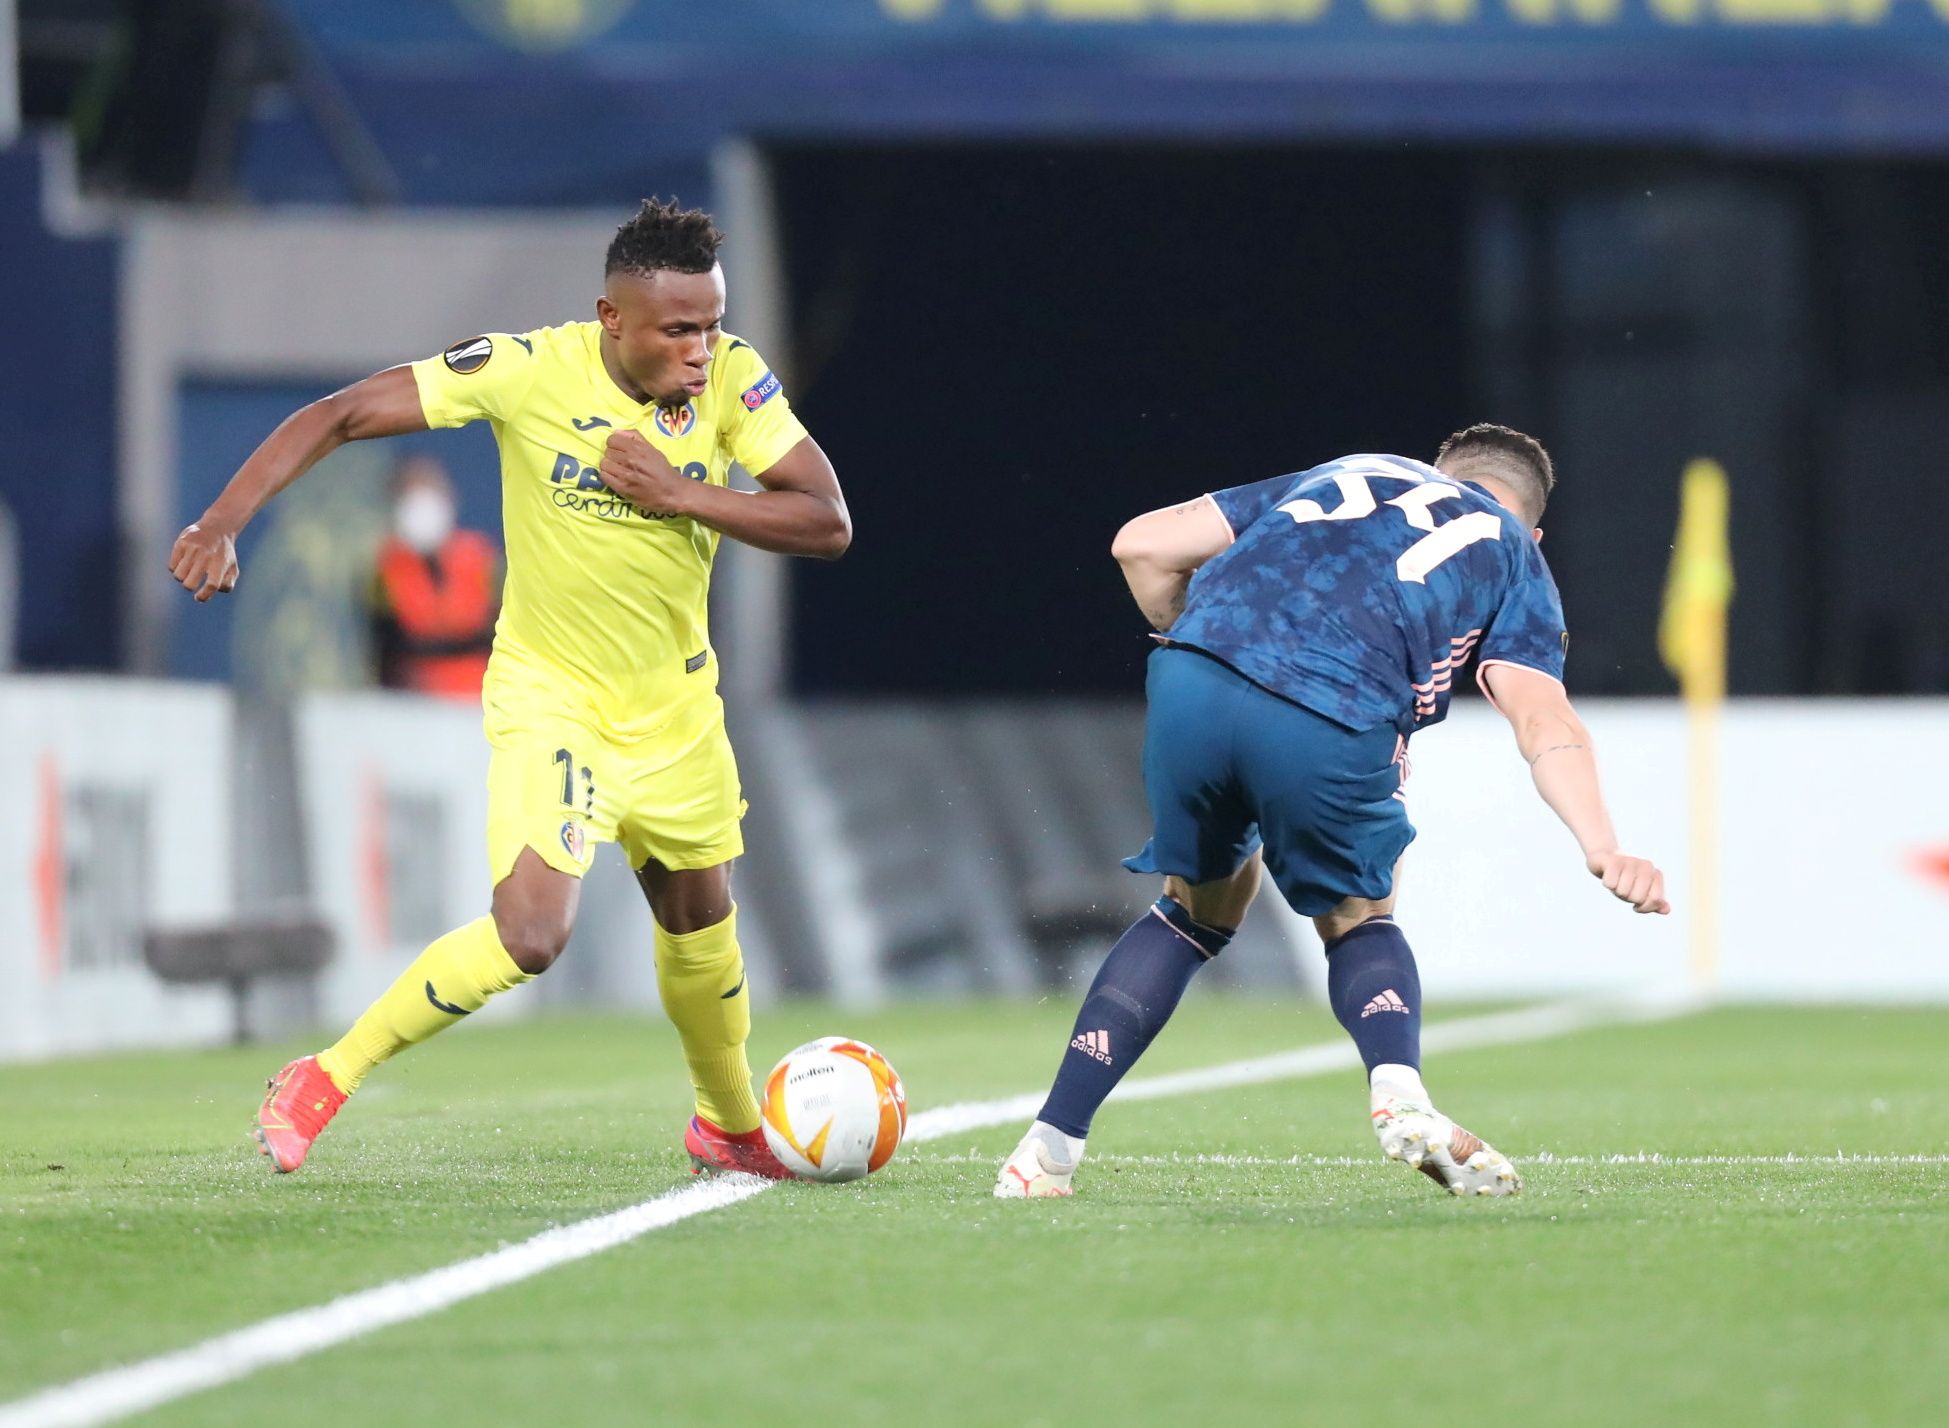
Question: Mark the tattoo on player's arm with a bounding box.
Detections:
[1139,585,1187,630]
[1527,743,1588,767]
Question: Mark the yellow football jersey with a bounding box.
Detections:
[410,322,807,739]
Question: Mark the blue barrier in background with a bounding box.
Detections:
[293,0,1949,51]
[251,0,1949,206]
[0,145,119,669]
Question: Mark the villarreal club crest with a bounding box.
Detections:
[654,402,697,440]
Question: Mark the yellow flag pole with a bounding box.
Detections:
[1686,616,1722,993]
[1659,460,1732,994]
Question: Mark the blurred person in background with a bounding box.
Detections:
[369,454,500,702]
[169,198,851,1181]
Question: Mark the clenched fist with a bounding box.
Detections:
[1586,850,1670,915]
[169,522,240,602]
[598,428,695,517]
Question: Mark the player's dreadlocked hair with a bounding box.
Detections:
[604,198,724,280]
[1434,423,1556,526]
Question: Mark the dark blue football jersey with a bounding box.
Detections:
[1166,454,1566,735]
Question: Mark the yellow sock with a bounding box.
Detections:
[655,905,760,1133]
[316,916,531,1094]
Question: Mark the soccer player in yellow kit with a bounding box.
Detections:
[168,200,850,1178]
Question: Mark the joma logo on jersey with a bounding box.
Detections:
[654,402,697,439]
[549,452,707,492]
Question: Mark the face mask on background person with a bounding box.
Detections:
[395,486,457,554]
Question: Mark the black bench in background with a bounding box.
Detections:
[143,914,335,1045]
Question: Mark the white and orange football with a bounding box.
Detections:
[761,1037,907,1183]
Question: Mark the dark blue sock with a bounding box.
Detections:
[1037,897,1233,1138]
[1324,917,1423,1073]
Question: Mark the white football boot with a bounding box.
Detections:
[1372,1096,1521,1197]
[994,1124,1080,1199]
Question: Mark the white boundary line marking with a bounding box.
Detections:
[916,1152,1949,1168]
[0,1176,773,1428]
[0,990,1693,1428]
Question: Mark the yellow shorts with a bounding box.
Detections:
[483,675,746,882]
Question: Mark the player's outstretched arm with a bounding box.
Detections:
[597,431,850,559]
[1111,496,1235,630]
[168,366,430,602]
[1481,662,1671,915]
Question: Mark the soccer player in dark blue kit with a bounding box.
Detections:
[995,426,1669,1199]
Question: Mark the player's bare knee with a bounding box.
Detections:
[636,860,734,936]
[1164,856,1260,932]
[654,905,730,938]
[488,901,571,975]
[1314,898,1393,946]
[491,851,579,973]
[492,911,570,974]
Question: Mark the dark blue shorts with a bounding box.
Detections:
[1122,645,1415,917]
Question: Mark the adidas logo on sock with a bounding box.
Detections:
[1360,989,1410,1019]
[1070,1029,1113,1064]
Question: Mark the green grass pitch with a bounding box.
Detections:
[3,998,1944,1426]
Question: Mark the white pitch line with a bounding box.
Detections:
[914,1152,1949,1168]
[902,986,1698,1145]
[0,1176,772,1428]
[0,990,1691,1428]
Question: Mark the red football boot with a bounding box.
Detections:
[684,1114,795,1180]
[254,1055,347,1173]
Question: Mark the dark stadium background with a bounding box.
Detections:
[776,145,1949,698]
[5,3,1949,699]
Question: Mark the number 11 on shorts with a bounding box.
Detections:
[554,747,594,814]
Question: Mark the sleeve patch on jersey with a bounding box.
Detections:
[740,370,781,411]
[443,336,494,374]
